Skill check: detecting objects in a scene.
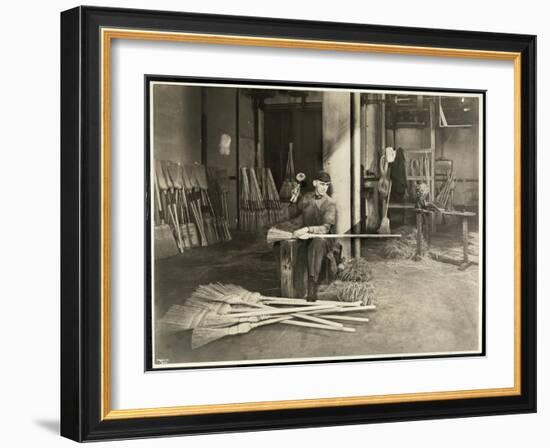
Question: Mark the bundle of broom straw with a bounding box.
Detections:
[249,168,268,229]
[153,162,179,258]
[166,161,193,249]
[160,283,375,349]
[193,164,220,244]
[217,169,233,240]
[262,168,285,225]
[239,167,251,231]
[239,167,268,231]
[155,159,185,253]
[435,170,456,210]
[182,164,208,246]
[206,167,232,242]
[279,143,298,201]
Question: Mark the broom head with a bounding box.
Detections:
[162,161,174,189]
[266,227,294,244]
[159,304,209,330]
[155,160,168,191]
[167,162,184,190]
[378,217,391,234]
[187,223,200,247]
[187,164,200,189]
[182,165,194,190]
[179,224,191,248]
[193,164,209,190]
[154,224,179,259]
[191,322,254,349]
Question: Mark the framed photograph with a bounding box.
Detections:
[61,6,536,441]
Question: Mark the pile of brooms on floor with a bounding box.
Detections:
[239,167,286,232]
[154,160,232,258]
[160,283,376,349]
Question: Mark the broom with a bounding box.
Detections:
[153,168,179,259]
[193,164,218,244]
[179,164,200,247]
[167,162,191,249]
[192,315,356,349]
[162,161,185,252]
[239,167,251,231]
[216,170,232,240]
[249,168,267,230]
[160,303,266,330]
[198,164,222,242]
[266,228,401,243]
[279,143,297,201]
[190,284,370,334]
[208,167,232,241]
[184,164,208,246]
[156,160,183,252]
[378,180,392,234]
[193,285,333,314]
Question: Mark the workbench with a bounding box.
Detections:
[415,208,476,269]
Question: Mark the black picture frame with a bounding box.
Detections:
[61,5,536,442]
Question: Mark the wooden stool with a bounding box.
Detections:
[279,239,308,298]
[278,240,341,298]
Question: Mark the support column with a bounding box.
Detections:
[352,92,362,258]
[322,91,351,258]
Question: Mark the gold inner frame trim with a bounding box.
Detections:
[100,27,522,421]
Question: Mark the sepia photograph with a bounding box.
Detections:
[147,78,484,369]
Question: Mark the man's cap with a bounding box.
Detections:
[315,171,331,183]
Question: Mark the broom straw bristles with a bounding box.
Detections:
[191,316,287,349]
[183,283,376,348]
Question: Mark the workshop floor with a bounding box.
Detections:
[153,226,481,367]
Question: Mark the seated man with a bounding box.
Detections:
[274,171,337,300]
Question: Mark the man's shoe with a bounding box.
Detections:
[307,276,318,302]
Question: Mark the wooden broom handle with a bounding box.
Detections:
[385,179,393,218]
[281,319,355,333]
[308,233,401,239]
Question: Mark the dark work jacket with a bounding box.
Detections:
[390,147,408,196]
[281,192,337,234]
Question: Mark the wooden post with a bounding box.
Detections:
[427,211,434,249]
[462,215,469,264]
[429,99,436,200]
[352,92,362,258]
[415,211,423,259]
[380,94,387,220]
[280,240,308,298]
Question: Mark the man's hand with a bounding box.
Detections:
[293,227,310,239]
